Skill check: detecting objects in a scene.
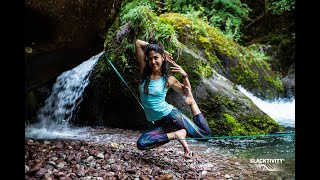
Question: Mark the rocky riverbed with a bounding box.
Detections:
[25,127,295,180]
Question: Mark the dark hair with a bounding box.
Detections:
[141,38,169,95]
[144,38,164,58]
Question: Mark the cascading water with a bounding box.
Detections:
[237,85,295,128]
[25,52,103,139]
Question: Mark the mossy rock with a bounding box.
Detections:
[79,2,284,135]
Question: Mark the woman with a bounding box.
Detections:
[135,38,212,158]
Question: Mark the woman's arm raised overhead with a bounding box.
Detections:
[135,39,173,74]
[135,39,148,74]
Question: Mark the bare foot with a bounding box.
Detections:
[184,150,194,159]
[183,85,195,106]
[174,129,193,159]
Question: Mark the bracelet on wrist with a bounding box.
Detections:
[182,73,188,79]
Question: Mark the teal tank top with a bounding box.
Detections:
[139,76,173,121]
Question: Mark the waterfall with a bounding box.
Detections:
[237,86,295,128]
[25,52,103,139]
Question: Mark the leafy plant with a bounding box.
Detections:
[164,0,251,42]
[268,0,295,15]
[120,1,179,52]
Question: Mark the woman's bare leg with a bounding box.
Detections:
[167,129,192,158]
[165,86,209,159]
[184,86,200,115]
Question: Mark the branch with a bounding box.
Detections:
[244,14,264,28]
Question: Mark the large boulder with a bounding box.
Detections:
[75,3,283,135]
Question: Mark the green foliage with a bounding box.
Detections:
[154,21,179,50]
[120,2,179,53]
[120,54,129,72]
[121,0,157,14]
[246,44,271,62]
[268,0,295,15]
[207,0,250,42]
[224,17,242,41]
[181,5,206,22]
[120,5,154,35]
[164,0,251,42]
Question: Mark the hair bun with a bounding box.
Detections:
[148,38,158,44]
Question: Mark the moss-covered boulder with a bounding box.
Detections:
[79,2,284,135]
[159,13,284,100]
[165,46,283,136]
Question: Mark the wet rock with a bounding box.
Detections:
[29,160,44,174]
[25,165,30,174]
[60,177,72,180]
[57,161,67,168]
[140,174,149,180]
[97,153,105,159]
[35,168,47,178]
[47,161,56,167]
[111,164,122,172]
[162,173,173,180]
[125,167,136,174]
[43,173,53,180]
[86,156,94,163]
[55,142,64,149]
[67,153,76,162]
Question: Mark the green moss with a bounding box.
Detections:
[208,120,216,129]
[230,63,260,88]
[224,114,247,136]
[196,90,283,136]
[94,56,108,80]
[241,114,284,134]
[159,13,283,98]
[195,60,213,78]
[265,75,284,92]
[225,100,236,111]
[161,13,230,76]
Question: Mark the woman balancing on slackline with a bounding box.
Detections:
[135,38,212,159]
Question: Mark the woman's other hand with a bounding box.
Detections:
[166,57,187,77]
[164,50,173,61]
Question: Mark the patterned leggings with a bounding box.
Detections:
[137,107,212,150]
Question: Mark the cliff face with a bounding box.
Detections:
[25,0,123,120]
[25,0,123,92]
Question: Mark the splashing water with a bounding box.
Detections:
[25,52,103,139]
[237,85,295,128]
